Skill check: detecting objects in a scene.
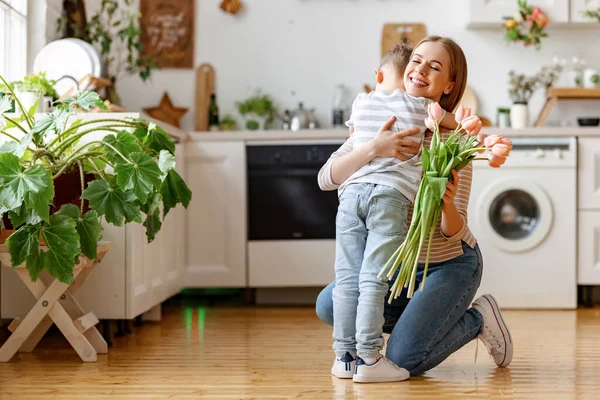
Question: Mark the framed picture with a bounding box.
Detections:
[140,0,195,69]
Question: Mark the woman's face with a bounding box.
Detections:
[403,41,455,102]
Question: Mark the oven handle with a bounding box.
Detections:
[248,168,321,177]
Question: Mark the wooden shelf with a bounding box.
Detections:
[535,87,600,127]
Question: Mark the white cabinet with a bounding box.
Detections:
[578,138,600,210]
[467,0,570,26]
[578,212,600,284]
[184,142,247,287]
[571,0,600,23]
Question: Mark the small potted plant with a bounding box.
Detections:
[507,70,540,129]
[0,74,192,284]
[235,91,275,130]
[503,0,549,50]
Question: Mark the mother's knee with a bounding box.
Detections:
[385,338,429,376]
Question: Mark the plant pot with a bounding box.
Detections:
[1,169,96,231]
[244,114,267,131]
[584,68,600,88]
[15,90,42,114]
[510,103,529,129]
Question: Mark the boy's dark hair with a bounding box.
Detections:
[380,38,413,74]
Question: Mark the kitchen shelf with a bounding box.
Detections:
[466,22,600,30]
[535,88,600,127]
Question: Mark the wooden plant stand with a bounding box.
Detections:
[535,87,600,127]
[0,242,112,362]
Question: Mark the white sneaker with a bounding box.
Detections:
[352,355,410,383]
[331,352,356,379]
[472,294,513,367]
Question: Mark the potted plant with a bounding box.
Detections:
[0,75,192,284]
[14,72,59,113]
[503,0,549,50]
[235,91,275,130]
[507,70,540,129]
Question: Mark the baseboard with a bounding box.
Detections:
[255,287,325,305]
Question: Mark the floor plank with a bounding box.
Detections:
[1,299,600,399]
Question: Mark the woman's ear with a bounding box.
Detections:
[444,82,455,95]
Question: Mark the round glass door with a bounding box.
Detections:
[489,190,539,240]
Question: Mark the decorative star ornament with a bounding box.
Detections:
[143,92,188,128]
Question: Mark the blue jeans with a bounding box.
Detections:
[332,183,411,358]
[320,240,484,375]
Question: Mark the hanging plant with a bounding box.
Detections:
[504,0,548,50]
[582,8,600,23]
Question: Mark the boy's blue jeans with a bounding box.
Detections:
[332,183,411,358]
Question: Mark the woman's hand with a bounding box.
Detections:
[442,169,459,207]
[371,116,421,161]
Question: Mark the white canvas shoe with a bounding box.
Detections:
[352,355,410,383]
[331,352,356,379]
[472,294,513,367]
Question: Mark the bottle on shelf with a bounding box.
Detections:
[282,110,291,130]
[332,84,345,128]
[208,93,220,131]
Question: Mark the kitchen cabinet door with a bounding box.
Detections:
[467,0,569,25]
[578,211,600,284]
[184,141,247,287]
[578,138,600,210]
[571,0,600,23]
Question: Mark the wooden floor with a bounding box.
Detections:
[1,298,600,399]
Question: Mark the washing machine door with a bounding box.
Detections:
[475,178,553,253]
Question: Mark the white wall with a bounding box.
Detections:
[42,0,600,131]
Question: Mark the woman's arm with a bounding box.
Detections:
[440,164,473,240]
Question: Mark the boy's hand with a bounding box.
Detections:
[372,116,421,161]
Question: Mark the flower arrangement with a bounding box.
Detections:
[504,0,548,50]
[582,7,600,23]
[378,104,512,300]
[507,61,563,104]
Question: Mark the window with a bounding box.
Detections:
[0,0,27,83]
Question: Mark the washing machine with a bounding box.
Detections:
[469,137,577,309]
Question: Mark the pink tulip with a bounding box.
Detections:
[454,105,472,124]
[424,117,436,131]
[488,153,507,168]
[476,132,487,153]
[484,134,502,148]
[462,116,482,136]
[491,143,511,157]
[427,102,444,122]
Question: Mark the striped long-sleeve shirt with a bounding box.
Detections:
[341,89,434,203]
[317,133,477,264]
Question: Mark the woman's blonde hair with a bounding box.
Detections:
[413,36,468,113]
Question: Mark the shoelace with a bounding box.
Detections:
[473,327,502,363]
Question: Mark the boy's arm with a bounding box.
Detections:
[439,110,458,130]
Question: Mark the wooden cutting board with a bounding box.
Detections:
[381,23,427,57]
[195,63,215,131]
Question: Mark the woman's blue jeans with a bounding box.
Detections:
[316,241,484,376]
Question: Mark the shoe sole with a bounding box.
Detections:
[353,373,410,383]
[331,370,353,379]
[481,294,513,367]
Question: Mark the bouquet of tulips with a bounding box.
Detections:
[378,103,512,301]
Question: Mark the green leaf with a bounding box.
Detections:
[6,224,42,268]
[0,95,11,114]
[40,214,81,284]
[55,204,102,260]
[115,152,162,203]
[31,107,74,145]
[15,132,33,158]
[426,176,448,202]
[161,169,192,217]
[57,90,108,111]
[82,179,142,226]
[158,150,175,179]
[142,193,162,242]
[82,157,107,174]
[135,122,175,155]
[8,204,42,227]
[0,141,17,154]
[102,131,143,164]
[0,154,54,220]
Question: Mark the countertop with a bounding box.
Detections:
[188,127,600,142]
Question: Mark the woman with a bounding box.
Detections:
[316,36,513,377]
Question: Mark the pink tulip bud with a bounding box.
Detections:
[462,116,482,136]
[484,134,502,148]
[427,102,444,122]
[454,105,472,124]
[424,117,436,131]
[492,143,511,157]
[488,153,506,168]
[499,136,513,148]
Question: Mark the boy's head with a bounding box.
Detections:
[375,39,413,92]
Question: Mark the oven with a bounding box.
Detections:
[246,142,342,287]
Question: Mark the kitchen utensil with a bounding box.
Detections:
[33,38,102,97]
[290,102,310,131]
[195,63,215,131]
[381,23,427,57]
[578,118,600,127]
